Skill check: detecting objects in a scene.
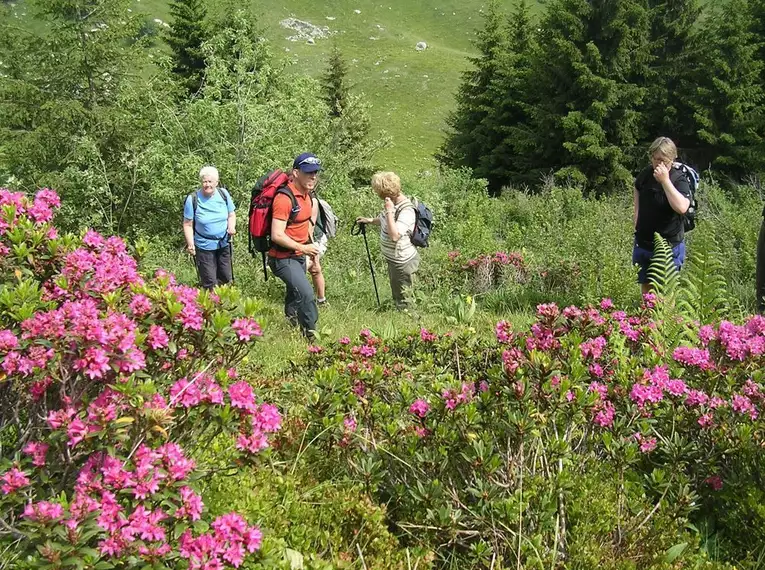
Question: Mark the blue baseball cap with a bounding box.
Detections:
[293,152,322,173]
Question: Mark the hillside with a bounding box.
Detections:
[6,0,531,174]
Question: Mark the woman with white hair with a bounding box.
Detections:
[183,166,236,289]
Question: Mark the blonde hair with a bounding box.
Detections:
[371,171,401,199]
[648,137,678,162]
[199,165,219,182]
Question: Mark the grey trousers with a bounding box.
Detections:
[195,246,232,290]
[387,253,420,309]
[268,256,318,335]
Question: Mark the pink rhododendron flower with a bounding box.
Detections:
[600,298,614,310]
[731,394,758,420]
[146,324,169,350]
[536,303,559,320]
[176,486,204,521]
[343,415,357,433]
[673,346,713,370]
[580,336,607,360]
[698,413,714,428]
[308,345,322,353]
[229,381,255,412]
[592,401,615,428]
[254,404,282,433]
[420,328,437,342]
[0,329,19,351]
[129,294,152,317]
[685,389,710,407]
[232,318,262,341]
[339,336,351,345]
[562,305,583,320]
[170,378,203,408]
[1,467,30,494]
[22,441,49,467]
[359,344,376,357]
[495,320,513,343]
[409,399,430,418]
[634,433,657,453]
[23,501,64,523]
[642,292,657,308]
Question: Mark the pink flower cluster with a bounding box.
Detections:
[420,328,437,342]
[442,383,474,411]
[228,380,282,454]
[52,233,144,299]
[409,399,430,418]
[0,188,60,231]
[1,467,30,494]
[232,318,263,342]
[460,251,525,270]
[179,513,262,569]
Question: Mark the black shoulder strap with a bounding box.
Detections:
[219,187,233,209]
[276,186,300,222]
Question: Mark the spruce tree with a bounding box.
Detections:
[166,0,208,95]
[322,44,349,118]
[520,0,650,191]
[688,0,765,175]
[478,0,536,192]
[438,0,509,172]
[639,0,702,160]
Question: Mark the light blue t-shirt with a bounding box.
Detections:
[183,188,235,251]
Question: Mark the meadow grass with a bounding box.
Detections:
[8,0,536,175]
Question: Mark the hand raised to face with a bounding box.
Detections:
[653,162,671,185]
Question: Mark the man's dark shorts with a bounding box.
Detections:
[632,241,685,284]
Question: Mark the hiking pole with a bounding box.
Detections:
[351,221,380,307]
[228,239,235,285]
[190,252,202,286]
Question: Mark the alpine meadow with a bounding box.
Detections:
[4,0,765,568]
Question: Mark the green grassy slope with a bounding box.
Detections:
[7,0,534,174]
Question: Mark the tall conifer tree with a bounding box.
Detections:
[520,0,650,191]
[478,0,536,192]
[640,0,702,158]
[166,0,208,95]
[438,0,509,172]
[689,0,765,175]
[322,44,349,118]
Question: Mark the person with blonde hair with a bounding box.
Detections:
[356,171,419,309]
[183,166,236,290]
[633,137,692,294]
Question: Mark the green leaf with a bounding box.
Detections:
[284,548,305,569]
[663,542,688,563]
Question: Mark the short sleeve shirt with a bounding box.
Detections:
[634,165,692,249]
[183,188,235,251]
[379,198,417,264]
[268,182,313,258]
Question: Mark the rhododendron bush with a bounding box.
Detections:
[0,189,278,569]
[292,301,765,567]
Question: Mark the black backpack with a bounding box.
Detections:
[675,163,699,232]
[395,198,434,247]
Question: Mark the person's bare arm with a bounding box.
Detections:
[633,187,639,229]
[654,164,690,214]
[183,220,195,254]
[271,218,319,256]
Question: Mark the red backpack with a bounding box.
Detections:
[247,169,300,279]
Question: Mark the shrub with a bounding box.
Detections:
[287,298,765,568]
[0,188,278,569]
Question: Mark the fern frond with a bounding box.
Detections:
[647,233,680,300]
[678,233,729,324]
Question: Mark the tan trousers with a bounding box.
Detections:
[387,253,420,309]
